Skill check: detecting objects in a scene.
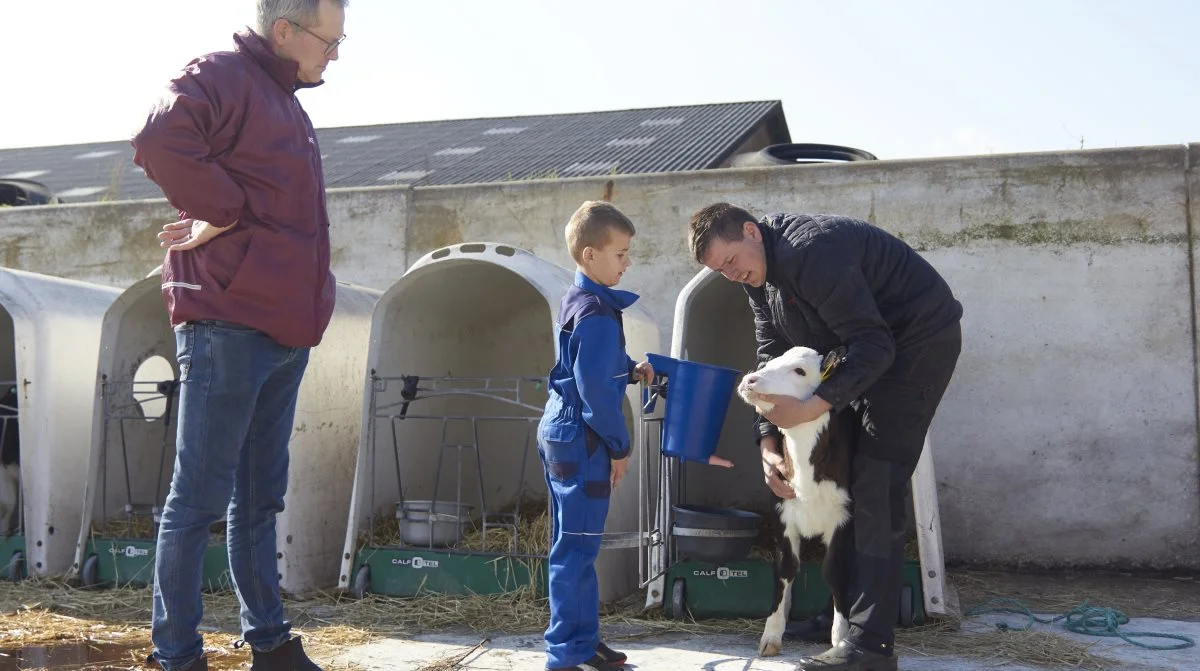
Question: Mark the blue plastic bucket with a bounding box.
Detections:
[643,353,742,463]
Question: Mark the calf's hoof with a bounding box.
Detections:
[757,635,782,657]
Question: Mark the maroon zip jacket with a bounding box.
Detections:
[132,29,336,349]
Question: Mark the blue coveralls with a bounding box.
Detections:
[537,271,639,669]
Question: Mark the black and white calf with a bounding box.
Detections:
[737,346,856,658]
[0,385,20,537]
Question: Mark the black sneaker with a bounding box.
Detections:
[243,636,323,671]
[595,641,627,667]
[549,654,609,671]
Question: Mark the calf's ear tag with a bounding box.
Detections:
[819,347,847,382]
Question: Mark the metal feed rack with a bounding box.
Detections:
[349,372,659,598]
[1,382,25,581]
[77,375,231,589]
[627,376,765,598]
[350,373,546,597]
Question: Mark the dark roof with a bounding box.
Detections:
[0,101,789,205]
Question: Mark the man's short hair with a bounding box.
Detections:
[688,202,757,263]
[565,201,636,264]
[257,0,349,35]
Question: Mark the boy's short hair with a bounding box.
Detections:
[565,201,636,264]
[688,202,757,264]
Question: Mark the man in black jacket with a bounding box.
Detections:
[688,203,962,671]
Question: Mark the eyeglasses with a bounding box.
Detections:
[288,20,346,56]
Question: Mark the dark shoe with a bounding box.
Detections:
[784,612,833,642]
[549,654,609,670]
[595,641,627,667]
[246,636,323,671]
[797,640,897,671]
[144,652,209,670]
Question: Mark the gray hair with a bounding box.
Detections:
[256,0,348,36]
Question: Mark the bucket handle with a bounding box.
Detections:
[641,378,668,414]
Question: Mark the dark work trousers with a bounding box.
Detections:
[826,320,961,656]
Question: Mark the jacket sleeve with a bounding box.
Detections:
[790,241,895,411]
[131,59,246,228]
[748,287,789,444]
[571,315,632,460]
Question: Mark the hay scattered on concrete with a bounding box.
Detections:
[3,568,1183,671]
[414,638,489,671]
[894,616,1113,670]
[952,569,1200,621]
[0,579,371,669]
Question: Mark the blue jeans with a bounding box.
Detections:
[150,320,309,670]
[540,427,611,669]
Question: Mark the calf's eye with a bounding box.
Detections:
[794,367,807,376]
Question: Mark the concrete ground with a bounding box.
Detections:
[325,569,1200,671]
[329,616,1200,671]
[2,569,1196,670]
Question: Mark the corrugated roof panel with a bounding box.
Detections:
[0,101,787,201]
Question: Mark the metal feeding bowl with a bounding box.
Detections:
[396,500,474,547]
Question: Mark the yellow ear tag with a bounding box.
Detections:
[819,358,836,382]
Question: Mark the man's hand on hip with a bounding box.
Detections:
[159,218,235,251]
[760,435,796,499]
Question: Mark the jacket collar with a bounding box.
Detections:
[234,29,324,92]
[574,270,639,311]
[758,216,783,287]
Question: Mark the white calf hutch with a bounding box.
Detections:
[0,268,119,580]
[70,269,379,595]
[337,242,660,603]
[641,268,950,626]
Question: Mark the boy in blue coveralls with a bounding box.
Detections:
[537,201,652,671]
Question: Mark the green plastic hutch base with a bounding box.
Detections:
[665,558,925,625]
[352,546,547,598]
[80,538,233,590]
[1,535,26,580]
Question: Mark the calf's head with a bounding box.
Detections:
[736,346,846,414]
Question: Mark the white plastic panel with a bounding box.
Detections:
[0,268,120,576]
[71,271,380,595]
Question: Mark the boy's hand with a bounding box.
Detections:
[611,455,630,490]
[633,361,654,384]
[707,454,734,468]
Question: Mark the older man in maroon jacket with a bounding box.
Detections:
[131,2,348,670]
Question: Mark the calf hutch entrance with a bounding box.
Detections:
[0,269,119,581]
[338,243,659,603]
[71,271,378,594]
[644,269,948,627]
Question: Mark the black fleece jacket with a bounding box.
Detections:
[745,213,963,443]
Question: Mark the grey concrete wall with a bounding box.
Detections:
[1,145,1197,571]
